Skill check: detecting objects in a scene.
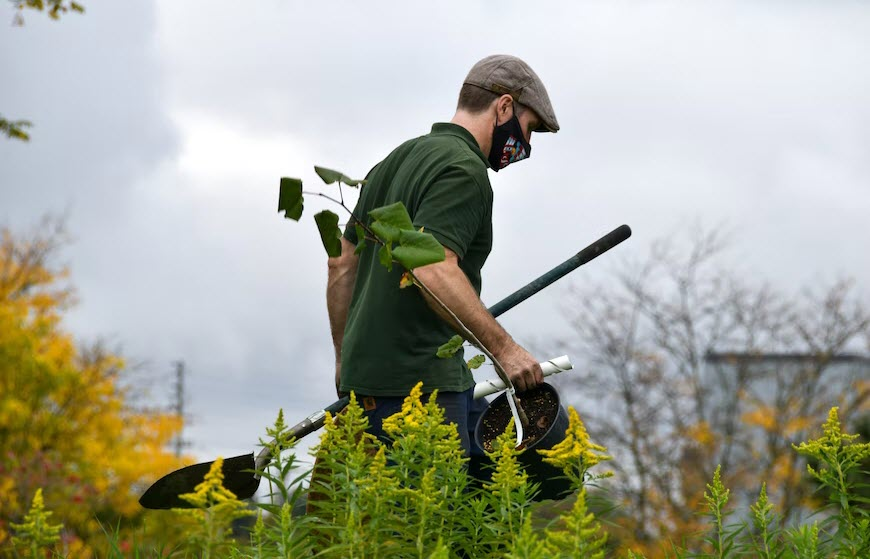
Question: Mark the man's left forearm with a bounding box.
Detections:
[326,237,359,393]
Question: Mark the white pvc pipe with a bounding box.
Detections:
[472,355,573,400]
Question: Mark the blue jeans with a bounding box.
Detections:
[359,387,489,459]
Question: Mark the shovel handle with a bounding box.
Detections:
[486,224,631,318]
[255,226,632,471]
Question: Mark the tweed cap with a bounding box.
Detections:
[463,54,559,133]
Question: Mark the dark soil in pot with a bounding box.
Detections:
[477,386,560,451]
[473,383,572,501]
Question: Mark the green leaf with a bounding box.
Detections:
[436,335,464,359]
[378,243,393,272]
[369,202,414,230]
[369,202,414,243]
[393,229,445,270]
[314,165,346,185]
[314,165,365,187]
[370,220,400,244]
[313,210,342,257]
[0,117,32,142]
[353,223,367,254]
[467,355,486,369]
[278,177,304,221]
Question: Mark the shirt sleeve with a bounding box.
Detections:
[412,165,489,260]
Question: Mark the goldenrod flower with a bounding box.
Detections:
[179,457,242,510]
[175,456,253,557]
[382,382,429,436]
[10,488,63,553]
[485,422,529,496]
[537,407,611,483]
[793,407,870,479]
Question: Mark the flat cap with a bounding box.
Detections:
[463,54,559,133]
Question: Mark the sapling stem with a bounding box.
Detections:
[326,182,530,431]
[405,269,530,430]
[302,190,345,207]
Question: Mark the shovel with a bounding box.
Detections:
[139,224,631,509]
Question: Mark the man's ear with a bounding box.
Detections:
[495,94,514,123]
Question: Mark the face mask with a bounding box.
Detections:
[488,113,531,172]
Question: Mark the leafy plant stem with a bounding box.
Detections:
[314,180,529,430]
[406,268,530,430]
[302,190,345,207]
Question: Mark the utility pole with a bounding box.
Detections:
[172,360,189,457]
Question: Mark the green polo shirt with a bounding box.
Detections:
[339,123,493,397]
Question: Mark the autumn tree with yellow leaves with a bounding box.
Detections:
[558,225,870,557]
[0,220,186,556]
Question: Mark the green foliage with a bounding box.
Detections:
[368,201,414,242]
[278,166,444,272]
[538,406,612,487]
[153,384,615,558]
[314,165,365,187]
[544,489,608,558]
[701,465,738,559]
[277,177,303,221]
[793,407,870,558]
[9,489,62,558]
[378,243,393,272]
[35,402,870,558]
[353,223,367,254]
[0,221,186,555]
[784,522,823,559]
[0,116,32,142]
[313,210,342,257]
[436,334,465,358]
[467,354,486,369]
[245,409,314,558]
[173,457,254,558]
[746,483,783,559]
[636,408,868,559]
[11,0,85,25]
[392,228,446,270]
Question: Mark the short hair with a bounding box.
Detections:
[457,83,500,113]
[457,83,526,116]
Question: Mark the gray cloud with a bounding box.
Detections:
[1,0,868,466]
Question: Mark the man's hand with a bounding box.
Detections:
[494,341,544,393]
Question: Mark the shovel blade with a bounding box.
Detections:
[138,453,259,509]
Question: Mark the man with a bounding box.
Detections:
[326,54,559,456]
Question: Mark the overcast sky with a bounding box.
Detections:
[2,0,868,472]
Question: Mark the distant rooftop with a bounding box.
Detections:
[705,352,870,365]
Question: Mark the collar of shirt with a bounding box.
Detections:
[430,123,489,168]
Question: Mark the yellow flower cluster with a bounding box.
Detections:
[538,406,611,479]
[379,381,465,470]
[382,381,431,435]
[793,407,870,478]
[484,422,528,496]
[10,488,63,551]
[178,457,241,509]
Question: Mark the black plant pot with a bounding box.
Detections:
[473,382,572,501]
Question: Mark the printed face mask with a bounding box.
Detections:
[488,113,531,172]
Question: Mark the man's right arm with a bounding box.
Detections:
[327,237,359,395]
[413,247,543,392]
